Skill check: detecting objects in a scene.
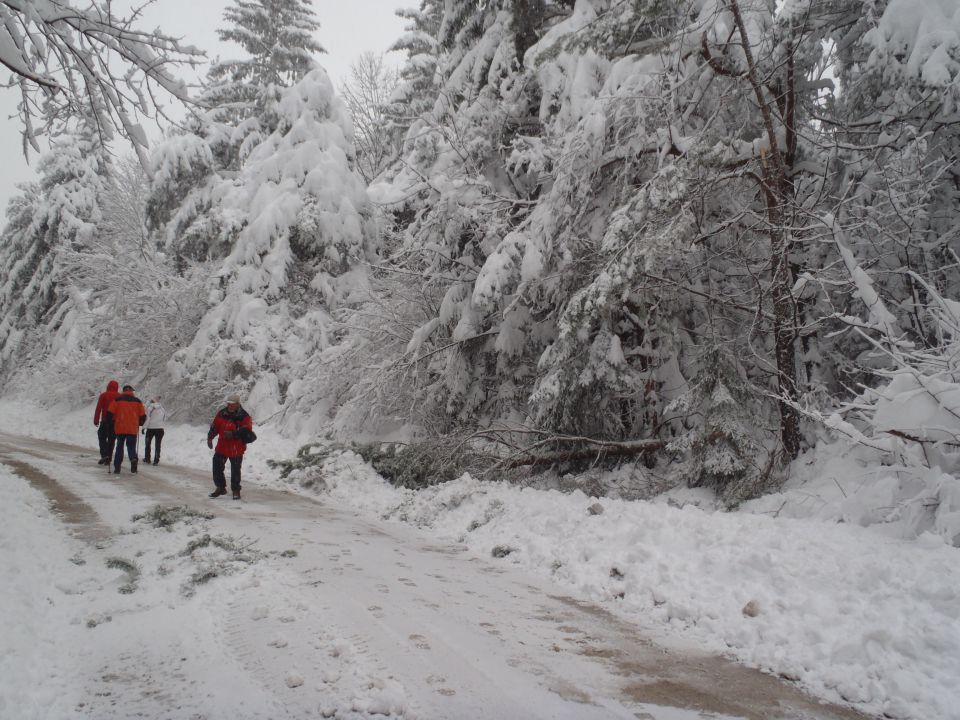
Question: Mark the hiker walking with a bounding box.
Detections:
[143,397,166,466]
[206,394,254,500]
[93,380,120,465]
[107,385,147,474]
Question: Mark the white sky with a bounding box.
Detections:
[0,0,409,214]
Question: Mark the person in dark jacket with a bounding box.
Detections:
[207,394,254,500]
[93,380,120,465]
[107,385,147,474]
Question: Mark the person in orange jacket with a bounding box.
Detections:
[206,394,254,500]
[93,380,120,465]
[106,385,147,474]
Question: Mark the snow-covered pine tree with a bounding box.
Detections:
[667,348,763,505]
[204,0,325,164]
[369,0,576,432]
[0,185,41,372]
[385,0,443,140]
[0,123,109,383]
[145,123,225,266]
[511,0,832,458]
[371,0,882,469]
[146,0,325,265]
[170,68,377,426]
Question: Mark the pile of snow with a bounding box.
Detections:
[745,438,960,549]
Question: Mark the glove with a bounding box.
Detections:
[141,428,145,435]
[223,430,234,439]
[207,438,213,449]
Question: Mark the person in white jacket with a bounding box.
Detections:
[143,397,166,465]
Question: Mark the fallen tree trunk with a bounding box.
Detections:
[493,437,667,471]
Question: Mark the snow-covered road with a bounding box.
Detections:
[1,431,872,720]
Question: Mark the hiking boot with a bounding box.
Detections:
[131,459,138,473]
[232,491,241,500]
[152,459,159,466]
[142,457,150,463]
[209,488,227,498]
[113,466,120,474]
[98,457,108,465]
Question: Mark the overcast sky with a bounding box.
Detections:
[0,0,409,214]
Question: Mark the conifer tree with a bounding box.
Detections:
[170,68,377,418]
[146,0,325,263]
[666,348,762,505]
[0,187,41,370]
[368,0,579,430]
[0,123,110,375]
[386,1,443,137]
[204,0,325,136]
[145,125,223,266]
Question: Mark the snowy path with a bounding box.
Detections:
[1,432,873,720]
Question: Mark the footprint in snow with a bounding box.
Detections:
[408,634,431,650]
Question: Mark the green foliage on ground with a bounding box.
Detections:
[105,556,140,594]
[132,505,214,530]
[269,437,485,490]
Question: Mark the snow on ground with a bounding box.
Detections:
[1,398,958,720]
[0,463,91,718]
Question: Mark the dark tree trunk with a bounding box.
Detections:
[512,0,546,65]
[729,0,802,458]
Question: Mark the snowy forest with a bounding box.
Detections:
[1,0,959,543]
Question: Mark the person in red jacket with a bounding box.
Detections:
[93,380,120,465]
[207,394,254,500]
[106,385,147,474]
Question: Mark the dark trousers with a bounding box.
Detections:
[98,423,115,461]
[213,453,243,491]
[113,434,138,468]
[144,429,164,462]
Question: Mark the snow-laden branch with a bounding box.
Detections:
[1,0,203,163]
